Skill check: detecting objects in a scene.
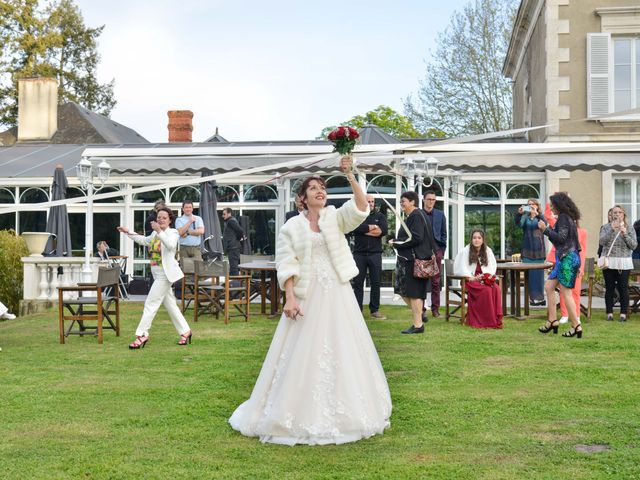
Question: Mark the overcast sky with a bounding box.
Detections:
[74,0,471,143]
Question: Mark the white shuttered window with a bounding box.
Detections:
[588,33,640,118]
[587,33,611,117]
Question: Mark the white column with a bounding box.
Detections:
[49,263,59,300]
[37,264,50,300]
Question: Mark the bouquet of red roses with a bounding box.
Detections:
[479,273,498,287]
[327,126,359,155]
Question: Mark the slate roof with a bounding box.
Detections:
[0,102,148,146]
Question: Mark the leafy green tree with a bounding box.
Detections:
[320,105,444,140]
[0,0,115,127]
[405,0,518,136]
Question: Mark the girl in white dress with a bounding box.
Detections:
[229,156,392,445]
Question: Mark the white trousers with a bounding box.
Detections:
[0,300,7,316]
[135,266,191,337]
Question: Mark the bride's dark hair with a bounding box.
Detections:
[468,229,488,266]
[297,176,327,210]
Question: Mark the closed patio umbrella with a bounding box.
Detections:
[200,171,223,260]
[239,215,252,255]
[45,165,72,256]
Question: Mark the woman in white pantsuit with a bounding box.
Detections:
[117,207,192,349]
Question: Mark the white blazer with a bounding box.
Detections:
[453,244,497,278]
[276,199,368,299]
[128,228,184,283]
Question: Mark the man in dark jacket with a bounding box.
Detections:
[350,195,388,319]
[285,194,304,223]
[423,190,447,317]
[222,207,245,275]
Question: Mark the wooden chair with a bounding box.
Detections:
[57,266,121,344]
[444,259,467,324]
[180,258,196,313]
[194,259,251,324]
[579,257,595,320]
[627,279,640,319]
[240,254,275,310]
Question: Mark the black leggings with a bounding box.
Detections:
[603,269,630,314]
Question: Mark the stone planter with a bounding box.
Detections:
[21,232,52,257]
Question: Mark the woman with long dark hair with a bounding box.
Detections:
[453,229,503,328]
[599,205,637,322]
[537,192,583,338]
[389,191,436,334]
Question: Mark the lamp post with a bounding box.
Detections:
[76,157,111,281]
[399,154,439,194]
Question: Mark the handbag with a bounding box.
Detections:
[413,254,439,279]
[412,210,440,279]
[597,230,621,270]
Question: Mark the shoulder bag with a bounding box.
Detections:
[597,230,621,269]
[412,210,440,279]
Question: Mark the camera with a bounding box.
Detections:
[521,205,531,213]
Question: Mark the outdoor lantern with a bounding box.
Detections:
[425,156,439,179]
[399,157,416,178]
[76,157,92,189]
[96,159,111,186]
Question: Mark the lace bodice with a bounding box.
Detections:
[311,231,337,292]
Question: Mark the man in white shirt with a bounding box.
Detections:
[175,200,205,260]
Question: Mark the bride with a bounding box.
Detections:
[229,156,392,445]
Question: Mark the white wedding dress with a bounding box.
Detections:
[229,231,392,445]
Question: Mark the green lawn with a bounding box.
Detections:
[1,304,639,479]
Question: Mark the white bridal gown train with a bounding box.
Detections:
[229,231,392,445]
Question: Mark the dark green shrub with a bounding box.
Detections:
[0,230,28,315]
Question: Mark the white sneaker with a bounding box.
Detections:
[559,316,569,324]
[1,312,16,320]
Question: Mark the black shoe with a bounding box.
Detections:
[402,324,424,334]
[422,312,429,324]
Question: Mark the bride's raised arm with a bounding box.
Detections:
[340,155,367,212]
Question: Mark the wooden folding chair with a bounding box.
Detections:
[579,257,595,320]
[194,259,251,324]
[180,258,197,313]
[240,254,275,309]
[444,259,467,324]
[57,266,121,344]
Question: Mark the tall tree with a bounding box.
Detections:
[405,0,518,136]
[320,105,444,140]
[0,0,115,127]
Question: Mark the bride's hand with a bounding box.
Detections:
[116,226,129,234]
[340,155,353,174]
[283,298,304,321]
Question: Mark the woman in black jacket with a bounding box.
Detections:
[537,192,583,338]
[390,191,436,334]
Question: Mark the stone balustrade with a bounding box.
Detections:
[22,257,100,301]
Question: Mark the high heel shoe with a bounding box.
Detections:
[538,319,559,334]
[178,330,192,345]
[562,322,582,338]
[129,335,149,349]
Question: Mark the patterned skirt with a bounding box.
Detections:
[548,250,580,288]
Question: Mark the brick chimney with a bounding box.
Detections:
[17,77,58,142]
[167,110,193,142]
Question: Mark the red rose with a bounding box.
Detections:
[328,130,336,141]
[348,127,359,139]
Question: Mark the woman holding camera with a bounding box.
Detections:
[599,205,637,322]
[514,199,547,306]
